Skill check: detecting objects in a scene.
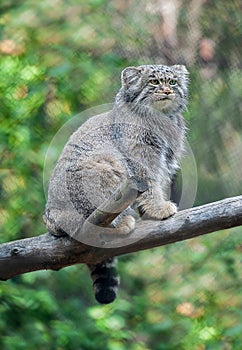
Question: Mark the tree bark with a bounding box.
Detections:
[1,195,242,281]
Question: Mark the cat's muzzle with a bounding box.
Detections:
[153,92,175,100]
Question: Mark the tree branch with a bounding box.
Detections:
[1,194,242,281]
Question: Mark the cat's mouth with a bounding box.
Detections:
[151,93,175,111]
[153,93,175,101]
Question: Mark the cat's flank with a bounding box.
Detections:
[44,64,189,304]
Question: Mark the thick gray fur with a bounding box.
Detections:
[43,64,189,303]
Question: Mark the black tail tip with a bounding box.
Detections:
[95,289,117,304]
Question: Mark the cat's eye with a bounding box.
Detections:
[149,79,160,85]
[169,79,177,86]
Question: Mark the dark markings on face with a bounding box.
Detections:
[121,64,188,110]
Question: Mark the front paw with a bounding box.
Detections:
[141,201,177,220]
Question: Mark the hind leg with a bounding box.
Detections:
[112,208,136,234]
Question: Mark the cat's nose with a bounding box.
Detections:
[162,88,174,95]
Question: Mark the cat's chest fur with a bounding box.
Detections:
[111,109,185,179]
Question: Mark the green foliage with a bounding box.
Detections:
[187,69,242,203]
[1,230,241,349]
[0,0,241,349]
[201,0,242,69]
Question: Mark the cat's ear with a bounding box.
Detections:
[172,65,189,77]
[121,67,141,87]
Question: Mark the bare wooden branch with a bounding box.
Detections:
[1,194,242,281]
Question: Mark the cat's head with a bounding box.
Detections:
[118,64,189,113]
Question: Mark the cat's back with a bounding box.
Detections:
[53,110,115,166]
[67,110,113,147]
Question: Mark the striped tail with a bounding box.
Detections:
[88,258,119,304]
